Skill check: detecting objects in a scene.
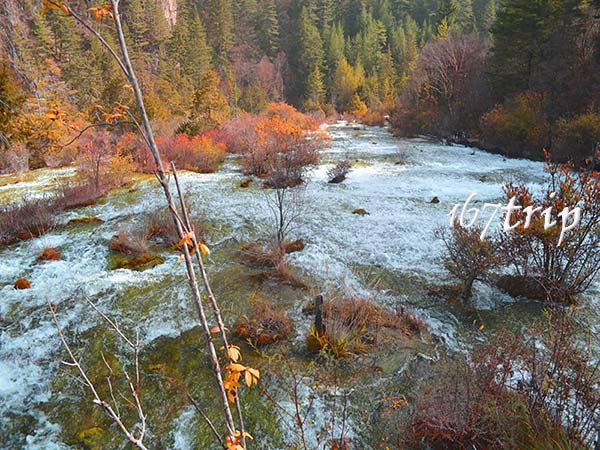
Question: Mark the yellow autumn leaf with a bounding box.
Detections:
[227,345,242,362]
[235,430,254,440]
[227,363,247,373]
[199,243,211,256]
[244,367,260,387]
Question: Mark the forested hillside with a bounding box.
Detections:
[0,0,501,166]
[3,0,599,167]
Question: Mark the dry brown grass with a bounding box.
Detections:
[109,226,148,256]
[235,295,292,346]
[307,297,425,357]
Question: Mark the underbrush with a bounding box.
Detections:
[391,312,600,449]
[235,295,292,346]
[0,179,105,247]
[306,296,425,358]
[0,197,56,246]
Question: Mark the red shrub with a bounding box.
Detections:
[156,134,226,173]
[217,113,260,154]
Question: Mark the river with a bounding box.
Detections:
[2,122,593,449]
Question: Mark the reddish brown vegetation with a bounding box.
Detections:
[156,134,226,173]
[14,278,31,289]
[38,247,60,262]
[109,226,148,256]
[75,130,134,192]
[235,296,292,346]
[68,217,104,225]
[500,159,600,303]
[307,297,424,357]
[392,32,488,137]
[401,312,600,449]
[59,182,102,210]
[0,197,56,246]
[437,224,503,305]
[240,243,284,269]
[283,239,305,254]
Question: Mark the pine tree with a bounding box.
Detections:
[318,0,336,31]
[454,0,475,32]
[260,0,280,58]
[179,70,230,135]
[208,0,235,61]
[390,25,408,76]
[168,4,212,88]
[185,14,212,85]
[325,22,346,76]
[304,65,326,110]
[490,0,559,96]
[297,6,325,99]
[354,7,388,73]
[378,46,397,106]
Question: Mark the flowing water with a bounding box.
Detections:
[1,122,594,449]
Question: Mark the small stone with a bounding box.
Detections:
[353,208,369,216]
[430,197,440,204]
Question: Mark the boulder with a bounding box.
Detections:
[328,174,346,184]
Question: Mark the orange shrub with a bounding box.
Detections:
[156,134,226,173]
[263,102,320,131]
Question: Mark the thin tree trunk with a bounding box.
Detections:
[109,0,238,439]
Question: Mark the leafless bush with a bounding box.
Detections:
[0,142,29,174]
[401,311,600,449]
[235,295,292,346]
[109,226,148,256]
[500,161,600,303]
[327,160,351,184]
[437,224,503,305]
[0,196,56,246]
